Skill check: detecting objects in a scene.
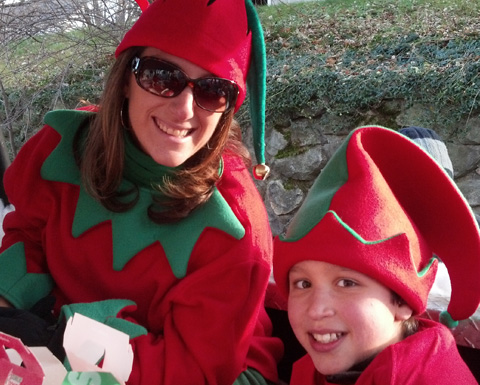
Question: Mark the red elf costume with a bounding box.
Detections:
[0,0,282,384]
[274,126,480,385]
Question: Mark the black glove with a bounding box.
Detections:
[0,295,66,361]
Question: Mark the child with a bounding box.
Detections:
[273,125,480,384]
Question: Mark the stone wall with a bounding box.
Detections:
[246,103,480,237]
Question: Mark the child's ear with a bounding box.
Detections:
[395,302,414,321]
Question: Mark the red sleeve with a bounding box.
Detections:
[2,125,60,260]
[128,255,272,384]
[0,126,61,308]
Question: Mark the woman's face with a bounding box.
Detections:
[125,47,223,167]
[288,260,412,375]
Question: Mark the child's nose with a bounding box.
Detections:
[306,289,335,319]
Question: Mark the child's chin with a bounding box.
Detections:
[312,359,352,376]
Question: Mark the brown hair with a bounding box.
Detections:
[78,47,251,223]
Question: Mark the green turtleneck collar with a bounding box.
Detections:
[123,131,179,189]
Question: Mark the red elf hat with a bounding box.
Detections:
[116,0,270,179]
[273,126,480,324]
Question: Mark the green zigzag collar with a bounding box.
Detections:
[41,110,245,278]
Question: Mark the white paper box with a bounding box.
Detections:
[63,313,134,384]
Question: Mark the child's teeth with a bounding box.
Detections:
[312,333,341,343]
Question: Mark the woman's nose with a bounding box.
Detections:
[170,86,196,121]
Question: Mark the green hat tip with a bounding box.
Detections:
[245,0,269,180]
[439,310,459,328]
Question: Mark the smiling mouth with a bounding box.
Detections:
[155,118,193,138]
[311,332,344,344]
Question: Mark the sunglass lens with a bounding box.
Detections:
[137,60,186,97]
[195,79,237,112]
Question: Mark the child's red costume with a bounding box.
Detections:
[290,319,477,385]
[0,109,282,385]
[274,126,480,385]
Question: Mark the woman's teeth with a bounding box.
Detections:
[312,332,343,344]
[161,125,191,138]
[155,119,192,138]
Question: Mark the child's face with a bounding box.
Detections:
[288,260,412,375]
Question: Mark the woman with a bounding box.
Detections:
[0,0,282,384]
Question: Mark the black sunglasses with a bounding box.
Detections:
[131,56,239,113]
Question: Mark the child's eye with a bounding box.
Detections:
[292,279,311,289]
[337,279,357,288]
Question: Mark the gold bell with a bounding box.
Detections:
[253,164,270,180]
